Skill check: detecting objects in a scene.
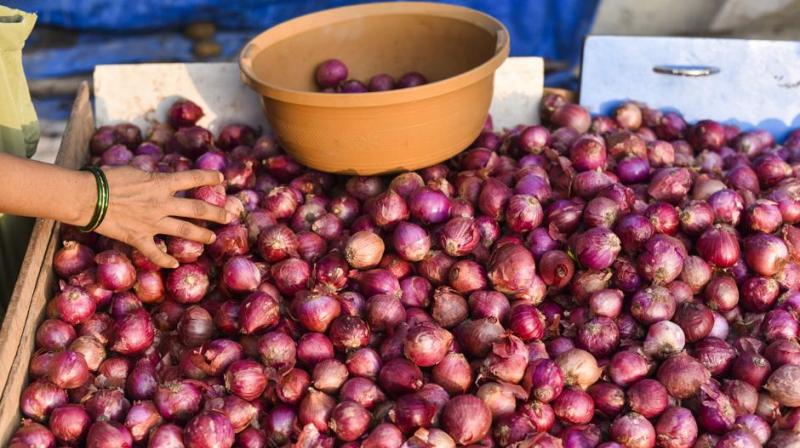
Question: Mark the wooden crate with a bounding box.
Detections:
[0,82,93,445]
[0,58,545,443]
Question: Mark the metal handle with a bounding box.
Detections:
[653,65,720,77]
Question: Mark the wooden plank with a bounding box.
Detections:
[0,82,93,446]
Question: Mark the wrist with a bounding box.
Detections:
[64,170,98,227]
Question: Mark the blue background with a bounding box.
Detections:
[11,0,599,118]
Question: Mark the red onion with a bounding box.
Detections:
[344,230,384,269]
[553,387,595,425]
[574,227,621,270]
[657,353,710,399]
[291,290,341,332]
[431,352,471,395]
[168,99,203,128]
[49,404,91,445]
[239,291,279,334]
[694,337,736,377]
[297,332,334,366]
[221,256,261,294]
[555,348,601,390]
[369,189,409,228]
[630,286,676,324]
[764,364,800,406]
[430,287,468,329]
[478,178,512,220]
[695,382,736,434]
[610,413,656,448]
[441,394,492,445]
[21,380,68,422]
[166,263,208,304]
[379,358,423,396]
[476,381,524,419]
[154,380,203,422]
[69,336,105,371]
[123,400,162,443]
[743,233,788,277]
[654,407,698,448]
[447,259,486,293]
[184,410,235,448]
[47,351,89,389]
[54,241,94,278]
[367,293,407,332]
[276,368,310,404]
[329,315,371,351]
[487,243,536,298]
[223,359,266,401]
[408,187,451,225]
[400,321,452,367]
[85,421,133,448]
[340,377,386,410]
[741,276,780,312]
[177,305,212,348]
[345,347,381,379]
[576,316,619,357]
[95,250,136,292]
[52,285,95,325]
[350,268,401,297]
[552,104,591,133]
[311,358,349,394]
[705,274,739,312]
[35,319,76,351]
[570,134,607,171]
[298,388,336,433]
[329,401,371,441]
[627,379,669,418]
[85,388,130,422]
[270,257,310,295]
[439,217,480,257]
[522,358,564,402]
[588,382,625,418]
[362,423,404,448]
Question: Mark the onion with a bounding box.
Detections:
[21,380,68,422]
[654,407,698,448]
[239,291,280,334]
[610,413,656,448]
[743,233,789,277]
[85,421,133,448]
[409,187,451,225]
[166,263,208,304]
[555,348,601,390]
[184,410,235,448]
[574,227,621,270]
[109,308,154,355]
[627,379,668,418]
[362,423,403,448]
[765,364,800,406]
[291,290,341,332]
[154,380,202,421]
[488,243,537,298]
[49,404,91,445]
[95,250,136,292]
[441,395,492,445]
[522,358,565,402]
[367,293,406,332]
[297,332,334,366]
[85,388,130,422]
[123,400,162,443]
[657,353,710,399]
[588,382,625,418]
[329,401,371,441]
[431,352,471,395]
[329,315,371,351]
[553,387,594,425]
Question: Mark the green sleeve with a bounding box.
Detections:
[0,6,38,158]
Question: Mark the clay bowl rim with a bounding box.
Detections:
[239,1,510,108]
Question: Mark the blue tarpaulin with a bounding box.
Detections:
[10,0,599,118]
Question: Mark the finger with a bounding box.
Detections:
[158,217,217,245]
[134,238,179,269]
[169,198,233,224]
[166,170,224,192]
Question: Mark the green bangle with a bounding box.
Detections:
[78,167,109,232]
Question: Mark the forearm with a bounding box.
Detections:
[0,154,95,226]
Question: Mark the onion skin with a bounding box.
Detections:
[555,348,601,390]
[657,353,710,399]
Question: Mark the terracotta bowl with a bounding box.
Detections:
[239,2,509,175]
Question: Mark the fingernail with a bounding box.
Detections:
[208,233,217,243]
[225,212,236,223]
[170,260,180,269]
[217,172,224,183]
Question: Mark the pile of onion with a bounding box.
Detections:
[14,94,800,447]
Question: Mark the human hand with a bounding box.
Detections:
[75,167,233,268]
